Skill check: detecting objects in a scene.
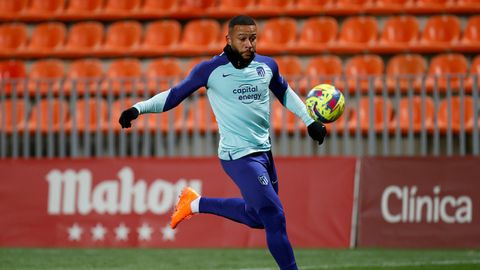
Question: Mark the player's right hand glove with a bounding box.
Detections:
[307,121,327,145]
[119,107,139,129]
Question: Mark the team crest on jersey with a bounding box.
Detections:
[256,67,265,77]
[258,175,269,185]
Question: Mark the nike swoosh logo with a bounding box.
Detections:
[222,73,232,77]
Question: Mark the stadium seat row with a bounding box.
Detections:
[1,54,479,96]
[1,96,478,135]
[1,15,480,58]
[1,0,479,21]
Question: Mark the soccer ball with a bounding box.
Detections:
[305,84,345,123]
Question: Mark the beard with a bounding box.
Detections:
[223,45,255,69]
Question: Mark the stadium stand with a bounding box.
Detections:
[334,16,378,54]
[438,96,476,133]
[386,54,427,92]
[66,58,104,95]
[389,96,435,133]
[375,15,420,54]
[0,2,479,158]
[65,98,109,133]
[63,21,104,58]
[19,98,69,133]
[257,17,297,55]
[425,53,469,93]
[348,96,394,134]
[289,16,338,55]
[28,59,65,95]
[0,23,28,58]
[344,54,385,93]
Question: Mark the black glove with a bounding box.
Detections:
[307,121,327,145]
[119,107,139,128]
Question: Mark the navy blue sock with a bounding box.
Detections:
[199,197,263,229]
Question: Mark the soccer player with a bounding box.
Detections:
[119,15,326,270]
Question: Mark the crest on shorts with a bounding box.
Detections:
[258,175,269,185]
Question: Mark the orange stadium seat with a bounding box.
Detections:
[389,96,435,134]
[173,19,221,56]
[438,96,476,133]
[207,0,255,18]
[0,100,27,133]
[24,0,65,20]
[455,16,480,53]
[287,0,335,16]
[140,0,177,18]
[271,100,303,134]
[145,58,182,92]
[386,54,426,92]
[0,0,27,20]
[101,21,142,57]
[425,53,468,93]
[301,55,343,94]
[344,54,384,93]
[367,0,414,14]
[257,18,297,55]
[139,20,181,56]
[63,0,103,19]
[334,16,378,54]
[331,0,372,14]
[103,0,141,19]
[410,0,454,13]
[104,58,142,95]
[0,60,26,95]
[63,22,104,58]
[349,96,393,134]
[466,55,480,93]
[185,96,217,133]
[28,59,65,96]
[452,0,480,13]
[66,98,109,132]
[27,22,66,58]
[20,98,69,133]
[375,15,419,54]
[275,56,302,92]
[66,59,104,95]
[290,16,338,55]
[0,23,28,58]
[248,0,294,17]
[415,15,461,53]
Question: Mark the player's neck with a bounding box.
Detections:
[223,45,254,69]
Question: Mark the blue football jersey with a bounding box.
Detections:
[134,53,313,160]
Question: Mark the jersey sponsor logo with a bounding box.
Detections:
[232,84,261,104]
[258,175,269,185]
[256,67,265,77]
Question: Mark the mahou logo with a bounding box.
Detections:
[381,185,472,224]
[46,167,202,215]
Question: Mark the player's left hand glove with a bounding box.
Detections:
[307,121,327,145]
[119,107,139,128]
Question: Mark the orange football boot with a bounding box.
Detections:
[170,187,200,229]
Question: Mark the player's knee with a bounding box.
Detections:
[258,206,286,232]
[246,206,264,229]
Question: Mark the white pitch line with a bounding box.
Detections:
[233,259,480,270]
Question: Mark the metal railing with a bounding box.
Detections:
[0,75,479,158]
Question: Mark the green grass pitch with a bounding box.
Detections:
[1,248,480,270]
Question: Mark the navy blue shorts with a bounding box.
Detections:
[221,151,283,213]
